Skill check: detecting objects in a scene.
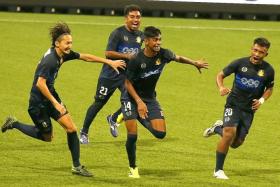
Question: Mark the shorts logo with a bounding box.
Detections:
[241,67,248,72]
[125,111,132,117]
[42,122,48,128]
[224,117,230,122]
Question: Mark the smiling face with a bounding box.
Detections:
[125,10,141,32]
[55,34,72,56]
[250,44,268,64]
[145,35,162,53]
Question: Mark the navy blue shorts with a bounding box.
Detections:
[28,92,67,134]
[222,106,254,140]
[121,98,164,121]
[94,77,125,102]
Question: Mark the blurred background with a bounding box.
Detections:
[0,0,280,21]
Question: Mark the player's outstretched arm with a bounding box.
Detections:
[79,53,126,74]
[175,55,208,73]
[105,51,135,60]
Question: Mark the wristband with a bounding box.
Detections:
[259,97,265,104]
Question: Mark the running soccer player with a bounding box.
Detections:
[122,26,208,178]
[1,22,125,177]
[80,4,143,143]
[203,37,274,179]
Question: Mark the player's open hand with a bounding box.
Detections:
[252,99,262,111]
[194,59,208,73]
[109,60,126,74]
[219,86,231,96]
[137,100,148,119]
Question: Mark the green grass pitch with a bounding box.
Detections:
[0,12,279,187]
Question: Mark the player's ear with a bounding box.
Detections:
[265,52,268,57]
[55,40,59,47]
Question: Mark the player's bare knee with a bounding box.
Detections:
[66,126,77,133]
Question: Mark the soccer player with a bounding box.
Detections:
[203,37,274,179]
[80,4,143,143]
[122,26,208,178]
[1,22,125,177]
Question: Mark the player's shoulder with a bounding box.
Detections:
[159,48,175,58]
[262,60,275,72]
[41,48,57,64]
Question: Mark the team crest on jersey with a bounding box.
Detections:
[155,59,161,65]
[257,70,264,77]
[124,36,128,41]
[136,36,141,43]
[141,63,146,69]
[241,67,248,72]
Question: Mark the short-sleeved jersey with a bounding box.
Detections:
[223,57,274,112]
[124,48,176,101]
[99,26,143,80]
[30,47,80,102]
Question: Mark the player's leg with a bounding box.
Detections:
[57,113,92,177]
[230,111,253,149]
[106,79,127,137]
[214,107,239,180]
[144,99,166,139]
[203,120,223,137]
[122,99,140,178]
[1,103,52,141]
[80,78,116,143]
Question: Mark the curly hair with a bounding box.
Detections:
[49,22,71,47]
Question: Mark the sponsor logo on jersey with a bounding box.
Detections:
[257,69,264,77]
[141,68,162,78]
[155,59,161,65]
[241,67,248,72]
[122,47,139,55]
[136,36,141,43]
[240,77,260,88]
[141,63,146,69]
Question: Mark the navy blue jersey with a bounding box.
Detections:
[30,47,80,102]
[125,48,176,101]
[100,26,143,80]
[223,57,274,112]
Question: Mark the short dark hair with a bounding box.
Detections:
[124,4,141,16]
[49,22,71,47]
[254,37,270,49]
[144,26,161,38]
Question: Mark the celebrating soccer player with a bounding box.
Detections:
[80,4,144,143]
[122,26,208,178]
[1,22,125,177]
[203,37,274,179]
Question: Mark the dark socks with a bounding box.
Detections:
[67,132,80,167]
[111,108,122,122]
[214,126,223,137]
[215,151,227,172]
[13,122,44,140]
[126,134,137,168]
[82,101,105,134]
